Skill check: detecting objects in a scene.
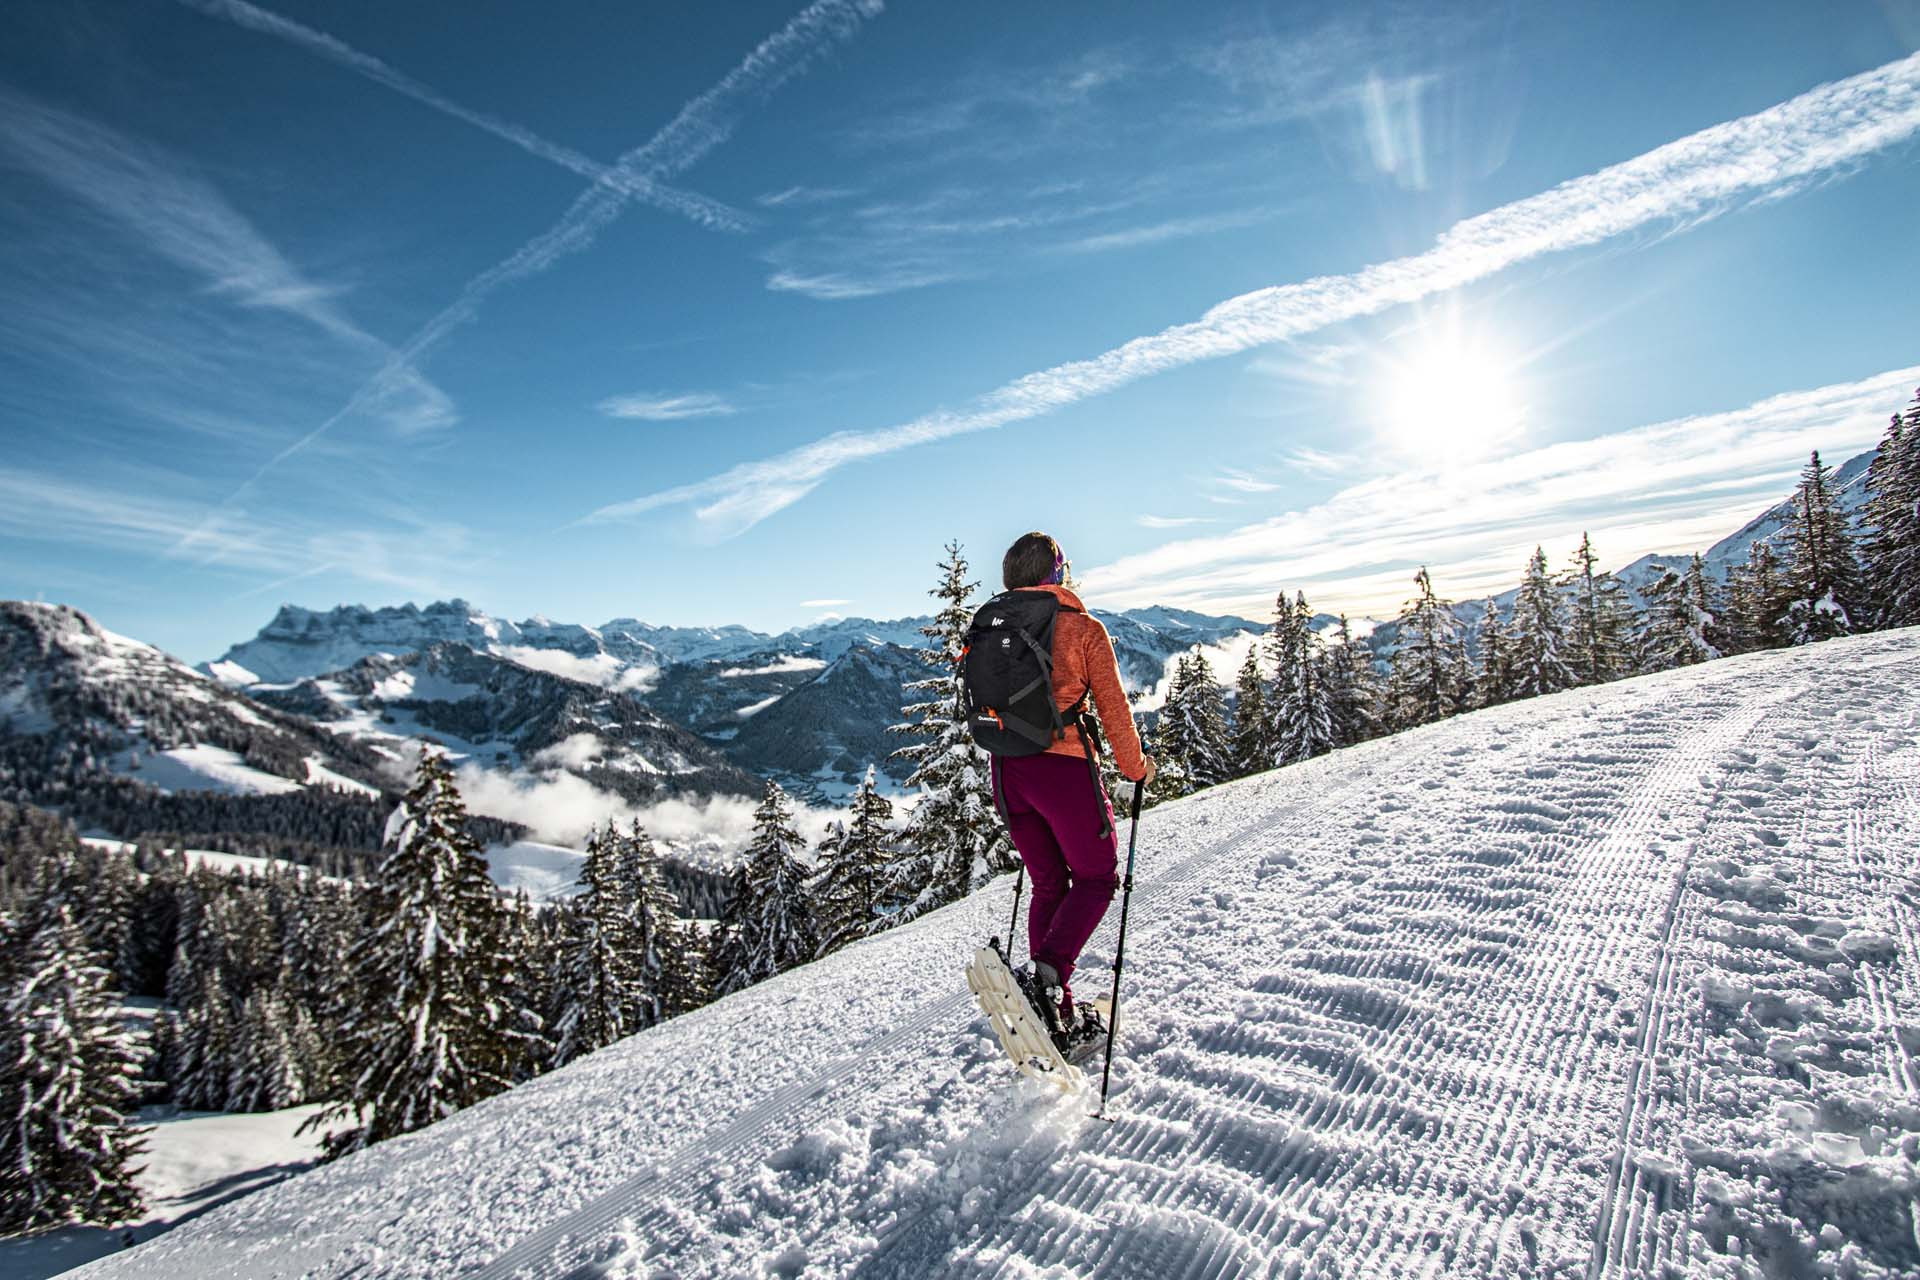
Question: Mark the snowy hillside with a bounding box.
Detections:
[0,602,387,798]
[79,629,1920,1280]
[250,642,759,805]
[1613,447,1879,595]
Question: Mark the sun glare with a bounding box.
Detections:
[1378,332,1526,465]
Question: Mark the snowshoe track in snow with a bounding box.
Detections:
[76,634,1920,1280]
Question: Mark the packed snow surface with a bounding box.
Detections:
[1,1104,328,1279]
[81,631,1920,1280]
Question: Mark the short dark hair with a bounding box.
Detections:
[1003,532,1060,590]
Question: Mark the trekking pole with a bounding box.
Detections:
[1004,865,1024,958]
[1095,779,1145,1121]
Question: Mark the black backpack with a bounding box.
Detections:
[957,590,1111,835]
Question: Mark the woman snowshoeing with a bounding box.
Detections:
[987,532,1155,1051]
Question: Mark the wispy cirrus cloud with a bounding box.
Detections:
[1079,366,1920,618]
[1136,515,1217,529]
[799,597,852,608]
[580,51,1920,539]
[596,392,738,422]
[1057,207,1280,255]
[0,462,473,599]
[172,0,751,234]
[0,87,453,437]
[757,184,864,207]
[233,0,883,490]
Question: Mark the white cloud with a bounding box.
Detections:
[454,764,838,854]
[1078,365,1919,621]
[530,733,605,770]
[580,51,1920,538]
[1136,515,1215,529]
[799,597,852,608]
[495,645,659,693]
[1216,469,1282,494]
[1056,208,1276,254]
[597,392,738,421]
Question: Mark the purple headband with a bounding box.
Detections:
[1045,548,1066,585]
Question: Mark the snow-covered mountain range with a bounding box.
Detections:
[76,627,1920,1280]
[202,598,1267,797]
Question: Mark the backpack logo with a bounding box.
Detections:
[991,616,1004,625]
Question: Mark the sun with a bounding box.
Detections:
[1377,329,1526,464]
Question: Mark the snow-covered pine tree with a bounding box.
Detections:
[1863,393,1920,628]
[1781,450,1868,644]
[1386,568,1467,729]
[1509,546,1576,699]
[1564,533,1636,684]
[1640,559,1720,671]
[1138,718,1189,808]
[1230,644,1271,777]
[657,917,711,1019]
[1270,592,1337,765]
[1724,540,1789,653]
[883,542,1008,924]
[549,822,643,1069]
[1156,651,1231,792]
[1326,615,1382,748]
[811,766,894,959]
[160,869,235,1111]
[497,889,553,1082]
[714,782,816,997]
[614,820,680,1030]
[226,986,302,1113]
[0,899,146,1233]
[1472,597,1514,709]
[300,749,526,1158]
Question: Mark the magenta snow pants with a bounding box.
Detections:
[994,752,1118,1011]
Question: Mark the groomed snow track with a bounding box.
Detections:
[77,632,1920,1280]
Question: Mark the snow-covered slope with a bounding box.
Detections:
[83,629,1920,1279]
[251,643,759,804]
[0,601,386,797]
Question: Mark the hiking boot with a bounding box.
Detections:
[1059,1003,1108,1063]
[1014,963,1065,1040]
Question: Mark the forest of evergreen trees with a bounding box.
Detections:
[4,390,1915,1238]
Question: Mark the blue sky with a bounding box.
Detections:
[2,0,1918,662]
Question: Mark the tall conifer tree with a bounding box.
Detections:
[1863,392,1920,628]
[0,899,146,1232]
[1472,598,1514,709]
[302,750,524,1157]
[1781,450,1867,643]
[1564,533,1636,684]
[811,767,894,958]
[714,782,816,996]
[1509,546,1576,698]
[1387,568,1467,729]
[1156,652,1231,791]
[1326,616,1382,747]
[1230,645,1271,776]
[884,542,1007,923]
[1270,592,1336,765]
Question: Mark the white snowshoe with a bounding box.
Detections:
[966,940,1082,1090]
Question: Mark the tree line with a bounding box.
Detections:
[1146,425,1920,798]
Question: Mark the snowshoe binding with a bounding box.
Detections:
[965,938,1081,1089]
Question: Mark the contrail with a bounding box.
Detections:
[174,0,750,232]
[210,0,881,507]
[579,49,1920,539]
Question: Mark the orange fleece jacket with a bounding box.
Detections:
[1022,583,1148,781]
